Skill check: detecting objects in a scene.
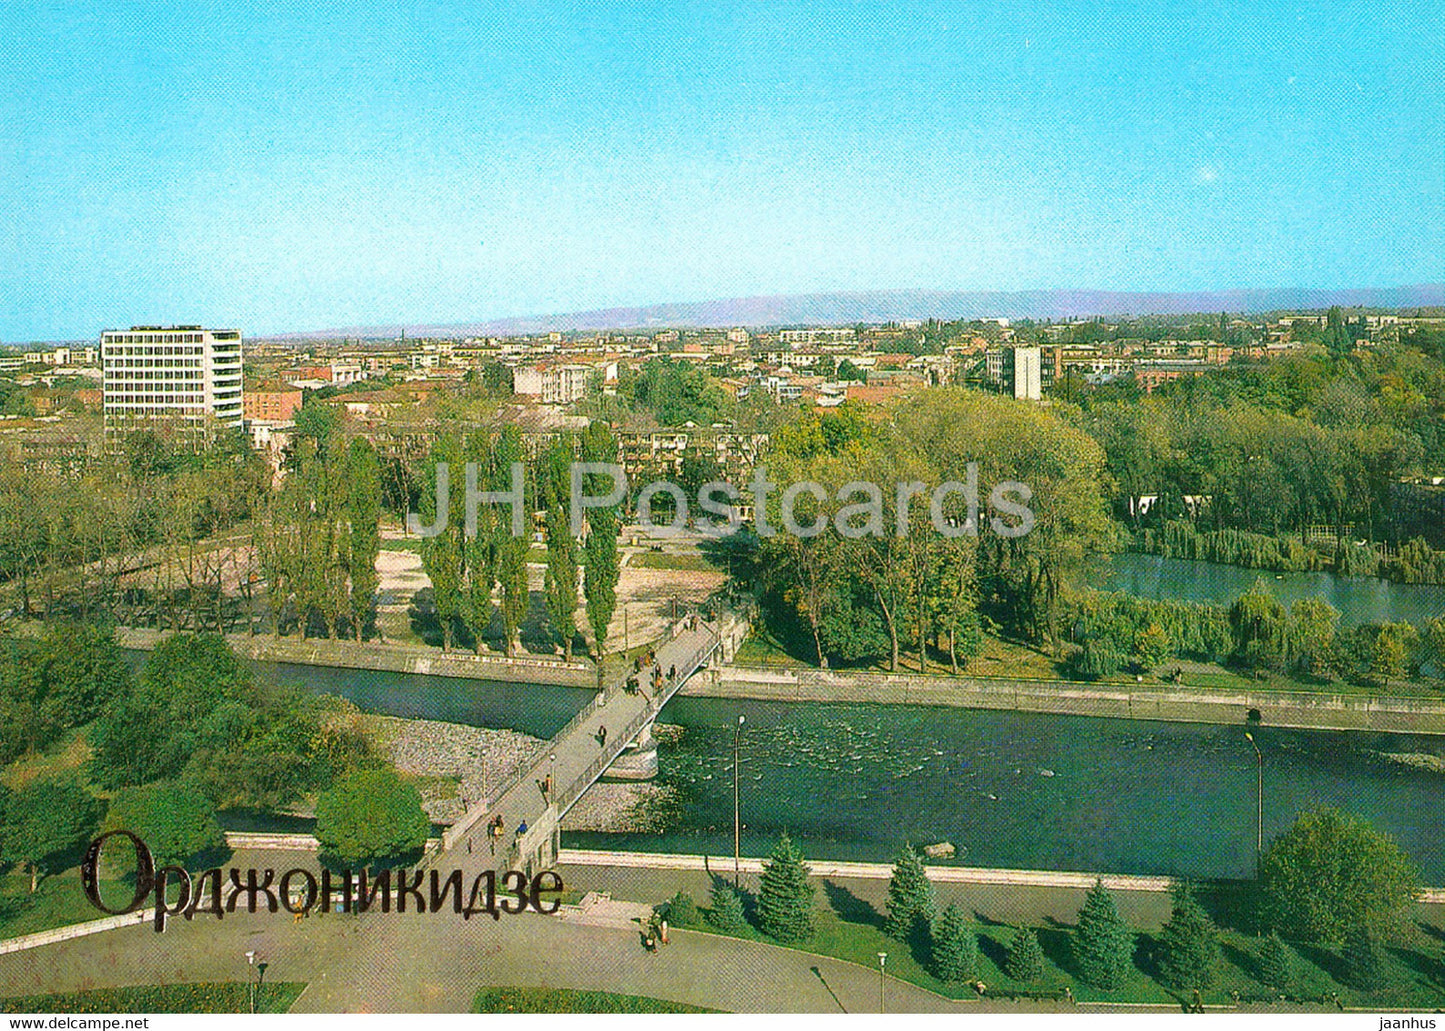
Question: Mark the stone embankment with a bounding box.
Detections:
[683,664,1445,735]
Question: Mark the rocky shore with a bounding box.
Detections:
[360,713,678,830]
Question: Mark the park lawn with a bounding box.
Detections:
[472,986,717,1013]
[686,905,1445,1010]
[0,982,304,1014]
[0,867,134,942]
[631,551,721,573]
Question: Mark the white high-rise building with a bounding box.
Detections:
[100,325,243,437]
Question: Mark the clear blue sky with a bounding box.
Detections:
[2,1,1441,341]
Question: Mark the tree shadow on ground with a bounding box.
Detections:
[518,591,557,654]
[1295,942,1349,986]
[1036,923,1076,976]
[1223,940,1265,983]
[1390,944,1445,988]
[1196,880,1258,935]
[820,879,881,928]
[978,930,1009,970]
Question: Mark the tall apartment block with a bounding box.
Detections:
[100,325,243,438]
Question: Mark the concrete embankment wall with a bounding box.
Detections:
[114,627,595,688]
[683,664,1445,735]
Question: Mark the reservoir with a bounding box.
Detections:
[242,658,1445,882]
[1106,552,1445,627]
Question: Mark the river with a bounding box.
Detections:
[1106,552,1445,626]
[234,657,1445,882]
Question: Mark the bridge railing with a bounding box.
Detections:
[444,617,721,851]
[553,622,721,816]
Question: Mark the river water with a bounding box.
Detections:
[1106,553,1445,626]
[234,658,1445,882]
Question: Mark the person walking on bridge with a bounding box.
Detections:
[596,724,608,748]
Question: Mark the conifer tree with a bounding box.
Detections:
[1256,931,1294,993]
[1073,879,1134,988]
[884,842,935,942]
[707,879,749,933]
[929,903,977,982]
[1342,925,1389,990]
[1005,927,1046,983]
[1156,882,1220,990]
[756,833,815,943]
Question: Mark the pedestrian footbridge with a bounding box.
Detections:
[441,614,727,876]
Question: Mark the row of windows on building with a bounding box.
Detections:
[104,333,208,345]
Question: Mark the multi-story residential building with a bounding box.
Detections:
[99,325,243,438]
[512,363,589,405]
[985,346,1044,400]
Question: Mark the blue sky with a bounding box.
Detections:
[1,1,1441,341]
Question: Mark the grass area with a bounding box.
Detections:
[472,986,717,1013]
[0,726,92,791]
[683,896,1445,1010]
[631,551,722,573]
[0,867,136,941]
[0,982,304,1014]
[734,630,1445,700]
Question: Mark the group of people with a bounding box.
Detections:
[642,914,670,952]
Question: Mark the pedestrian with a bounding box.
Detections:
[466,837,472,854]
[597,724,608,747]
[668,664,676,681]
[542,773,553,798]
[516,818,528,840]
[659,917,669,945]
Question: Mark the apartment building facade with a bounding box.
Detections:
[99,325,243,437]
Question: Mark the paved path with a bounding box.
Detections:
[446,617,722,876]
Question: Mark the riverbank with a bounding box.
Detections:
[113,625,1445,734]
[684,664,1445,734]
[112,626,594,687]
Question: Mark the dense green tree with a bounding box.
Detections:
[1256,931,1294,992]
[314,767,429,870]
[1287,598,1339,675]
[884,842,935,942]
[756,833,815,943]
[2,776,104,892]
[1072,879,1134,988]
[344,437,382,640]
[1229,580,1289,671]
[1155,883,1220,990]
[103,780,223,868]
[1005,926,1046,982]
[1258,807,1422,944]
[929,904,978,982]
[417,435,466,651]
[707,879,749,932]
[90,633,253,787]
[660,890,699,926]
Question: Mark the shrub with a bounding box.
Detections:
[1004,927,1045,982]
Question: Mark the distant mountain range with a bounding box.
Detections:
[267,284,1445,340]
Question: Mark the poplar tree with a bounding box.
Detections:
[580,422,621,684]
[491,427,529,658]
[1005,927,1046,982]
[345,437,381,640]
[544,504,579,660]
[884,842,935,942]
[418,436,466,651]
[756,833,815,943]
[1073,879,1134,988]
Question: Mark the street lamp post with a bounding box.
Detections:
[877,952,888,1014]
[1245,731,1263,875]
[733,714,745,888]
[244,951,256,1014]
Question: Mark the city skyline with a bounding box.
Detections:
[3,1,1442,342]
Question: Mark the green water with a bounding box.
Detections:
[1106,552,1445,626]
[568,696,1445,880]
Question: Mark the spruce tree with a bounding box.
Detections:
[707,880,749,933]
[756,833,815,943]
[1256,931,1294,992]
[929,904,977,982]
[1342,925,1389,990]
[1156,882,1220,990]
[884,842,935,942]
[1073,879,1134,989]
[1005,927,1046,983]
